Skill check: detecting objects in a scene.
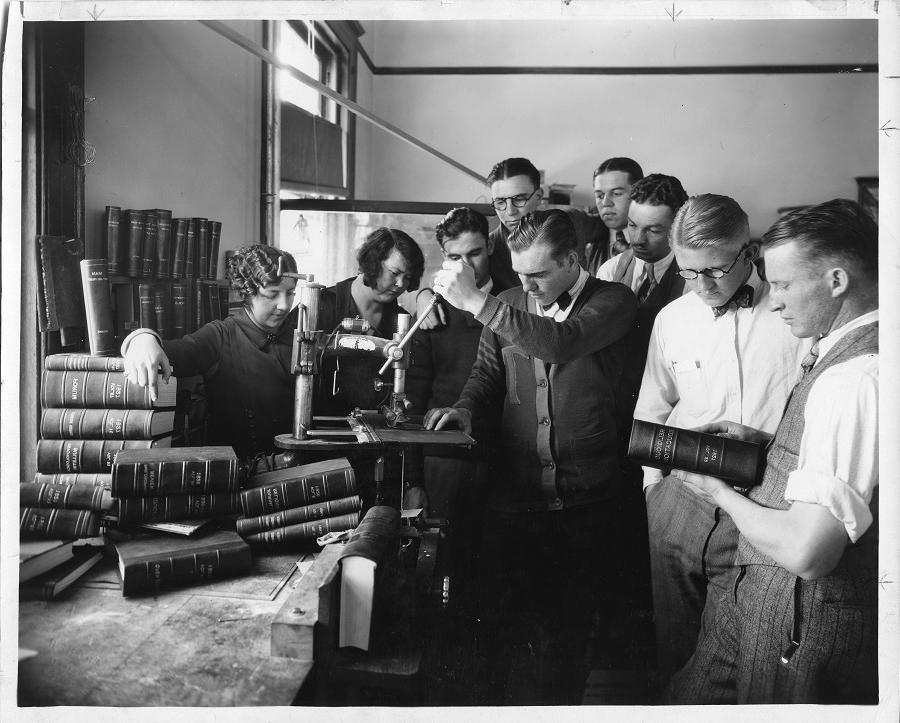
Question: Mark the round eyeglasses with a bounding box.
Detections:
[491,188,540,211]
[677,244,748,280]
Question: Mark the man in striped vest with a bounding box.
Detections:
[667,199,879,704]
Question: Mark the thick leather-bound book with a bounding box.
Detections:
[80,259,118,356]
[153,209,173,279]
[171,282,188,338]
[208,220,222,279]
[240,458,357,516]
[138,282,155,330]
[185,218,197,279]
[193,281,204,331]
[141,210,158,278]
[153,284,172,339]
[338,505,400,650]
[627,419,765,487]
[33,472,112,489]
[36,438,171,474]
[111,446,239,497]
[195,218,209,280]
[104,206,122,276]
[123,209,144,277]
[40,370,178,409]
[205,282,220,322]
[20,507,101,539]
[171,218,188,279]
[20,537,104,582]
[44,353,125,372]
[20,481,113,512]
[36,235,86,346]
[20,548,104,601]
[115,528,251,596]
[236,494,362,537]
[243,510,360,545]
[115,492,241,524]
[40,408,175,440]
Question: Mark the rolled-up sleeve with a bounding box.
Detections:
[784,355,878,543]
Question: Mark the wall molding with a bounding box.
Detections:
[368,63,877,76]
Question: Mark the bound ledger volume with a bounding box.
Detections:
[115,493,241,524]
[20,481,113,513]
[40,369,178,409]
[80,259,118,357]
[36,439,171,474]
[32,472,112,488]
[627,419,765,487]
[240,458,357,516]
[40,408,175,440]
[111,446,239,497]
[19,537,105,582]
[114,528,252,596]
[20,507,101,540]
[243,510,361,545]
[44,353,125,372]
[235,494,362,536]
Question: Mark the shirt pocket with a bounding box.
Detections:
[671,358,707,415]
[501,345,532,406]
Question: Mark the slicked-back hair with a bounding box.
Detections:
[670,194,750,249]
[629,173,689,215]
[226,243,298,301]
[592,157,644,185]
[435,207,490,249]
[762,198,878,281]
[508,209,577,262]
[357,227,425,292]
[486,157,541,190]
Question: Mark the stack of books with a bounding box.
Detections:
[110,446,242,526]
[237,457,363,545]
[19,536,106,601]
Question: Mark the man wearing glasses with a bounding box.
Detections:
[633,194,808,687]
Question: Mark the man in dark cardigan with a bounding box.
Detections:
[424,209,637,704]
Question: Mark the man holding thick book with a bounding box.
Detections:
[424,209,636,704]
[667,199,879,704]
[633,194,807,683]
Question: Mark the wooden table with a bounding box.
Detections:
[18,548,317,707]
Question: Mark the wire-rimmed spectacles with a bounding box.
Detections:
[491,188,540,211]
[677,244,748,280]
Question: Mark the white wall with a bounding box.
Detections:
[356,19,877,237]
[84,20,263,264]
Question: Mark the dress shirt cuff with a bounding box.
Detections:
[641,466,664,490]
[784,468,873,543]
[474,293,503,327]
[120,328,162,356]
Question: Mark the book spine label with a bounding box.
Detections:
[19,481,110,512]
[105,206,122,276]
[122,544,252,596]
[44,354,125,372]
[172,282,187,338]
[80,259,118,356]
[37,439,153,473]
[20,507,100,539]
[116,493,241,523]
[236,494,362,536]
[112,456,238,497]
[33,472,112,489]
[240,468,357,517]
[141,212,158,278]
[41,370,159,409]
[124,210,144,277]
[40,408,159,439]
[172,218,188,279]
[245,511,360,545]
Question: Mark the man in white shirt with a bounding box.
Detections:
[633,194,808,683]
[585,156,644,274]
[668,199,879,704]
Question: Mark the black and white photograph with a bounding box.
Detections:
[1,0,897,719]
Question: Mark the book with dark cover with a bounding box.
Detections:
[20,507,101,540]
[20,548,104,601]
[218,285,229,320]
[195,218,209,280]
[193,280,205,331]
[338,505,400,650]
[20,539,78,582]
[240,459,357,516]
[138,282,155,330]
[36,438,171,474]
[45,353,125,372]
[171,282,188,338]
[104,206,122,276]
[40,408,175,440]
[115,492,241,524]
[185,218,197,279]
[40,370,178,409]
[123,209,144,277]
[36,235,86,346]
[141,210,158,278]
[208,220,222,279]
[33,472,112,489]
[20,481,113,512]
[115,528,252,596]
[205,282,221,322]
[236,494,362,537]
[243,457,353,489]
[171,218,188,279]
[154,209,173,278]
[153,284,172,339]
[80,259,118,356]
[111,446,238,497]
[113,281,140,342]
[627,419,765,487]
[244,510,361,545]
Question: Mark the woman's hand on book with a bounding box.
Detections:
[123,332,172,402]
[692,421,772,447]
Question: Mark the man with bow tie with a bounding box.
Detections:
[633,194,808,687]
[423,209,637,704]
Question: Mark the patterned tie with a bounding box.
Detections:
[799,341,820,380]
[543,290,571,312]
[636,265,657,305]
[612,229,629,255]
[712,284,754,318]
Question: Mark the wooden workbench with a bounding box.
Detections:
[18,547,317,707]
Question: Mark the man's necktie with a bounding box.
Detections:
[612,229,628,255]
[712,284,754,318]
[799,341,820,380]
[543,290,572,312]
[636,265,657,305]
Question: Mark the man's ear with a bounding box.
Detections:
[828,266,850,298]
[485,236,495,256]
[745,239,761,263]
